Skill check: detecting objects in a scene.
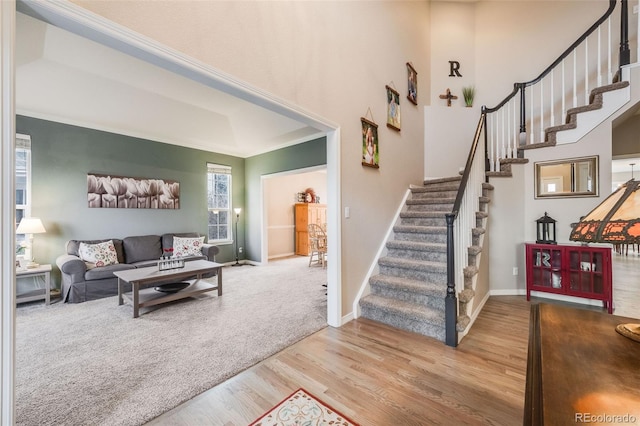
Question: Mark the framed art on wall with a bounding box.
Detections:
[361,117,379,168]
[407,62,417,105]
[386,85,401,131]
[87,173,180,209]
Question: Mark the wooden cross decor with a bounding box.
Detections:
[439,88,457,107]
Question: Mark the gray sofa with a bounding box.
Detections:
[56,232,219,303]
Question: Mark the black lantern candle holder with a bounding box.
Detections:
[536,212,557,244]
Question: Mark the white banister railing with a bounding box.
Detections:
[486,2,630,172]
[452,126,486,302]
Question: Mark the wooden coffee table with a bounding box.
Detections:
[114,259,223,318]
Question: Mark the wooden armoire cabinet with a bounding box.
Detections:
[294,203,326,255]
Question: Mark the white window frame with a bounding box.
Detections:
[15,134,31,252]
[207,163,233,244]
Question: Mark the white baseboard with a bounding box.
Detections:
[490,289,526,296]
[458,290,491,341]
[341,312,354,325]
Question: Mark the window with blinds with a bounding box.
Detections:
[207,163,232,242]
[16,134,31,252]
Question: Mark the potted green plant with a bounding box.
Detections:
[462,86,475,107]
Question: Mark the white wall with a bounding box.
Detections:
[424,106,478,179]
[430,1,476,107]
[72,1,430,317]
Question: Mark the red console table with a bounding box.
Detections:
[525,243,612,313]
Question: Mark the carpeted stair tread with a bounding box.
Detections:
[464,265,479,278]
[360,295,444,321]
[369,274,445,297]
[590,80,629,94]
[378,256,447,273]
[359,297,445,340]
[411,190,458,199]
[499,158,528,165]
[386,240,446,252]
[406,197,455,205]
[482,182,495,190]
[394,224,447,234]
[458,288,475,303]
[400,211,447,219]
[411,185,460,194]
[472,227,486,236]
[468,245,482,256]
[423,176,461,186]
[456,315,471,332]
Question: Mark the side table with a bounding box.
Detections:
[16,264,52,305]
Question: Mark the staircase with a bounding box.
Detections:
[359,176,493,341]
[360,1,635,345]
[358,75,632,343]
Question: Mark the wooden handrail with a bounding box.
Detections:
[451,114,486,218]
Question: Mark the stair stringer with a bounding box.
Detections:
[455,182,494,341]
[555,82,630,144]
[352,188,412,318]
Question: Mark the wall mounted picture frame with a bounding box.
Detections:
[407,62,417,105]
[386,85,401,131]
[361,117,379,169]
[87,173,180,209]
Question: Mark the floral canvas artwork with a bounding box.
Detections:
[87,173,180,209]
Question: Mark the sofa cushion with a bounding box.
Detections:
[172,236,205,257]
[84,263,136,281]
[161,232,200,252]
[67,239,125,264]
[123,235,162,264]
[78,240,119,269]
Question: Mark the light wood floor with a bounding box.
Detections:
[148,253,639,426]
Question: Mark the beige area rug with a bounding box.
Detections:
[15,256,327,426]
[249,389,360,426]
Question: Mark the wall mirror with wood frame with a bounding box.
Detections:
[534,156,599,198]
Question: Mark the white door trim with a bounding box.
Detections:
[1,1,17,423]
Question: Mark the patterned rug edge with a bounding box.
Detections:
[249,388,359,426]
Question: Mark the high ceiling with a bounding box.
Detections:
[15,12,324,158]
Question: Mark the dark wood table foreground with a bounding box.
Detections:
[524,303,640,426]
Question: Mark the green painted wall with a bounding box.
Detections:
[16,115,326,287]
[244,138,327,261]
[16,115,245,287]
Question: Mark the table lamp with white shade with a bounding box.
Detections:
[16,217,46,268]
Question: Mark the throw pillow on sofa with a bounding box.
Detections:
[173,236,205,257]
[78,240,119,269]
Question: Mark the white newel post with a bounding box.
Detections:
[1,0,17,423]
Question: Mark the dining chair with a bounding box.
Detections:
[307,223,327,267]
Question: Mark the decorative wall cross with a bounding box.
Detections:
[439,88,457,107]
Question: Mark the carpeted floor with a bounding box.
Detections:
[15,256,327,426]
